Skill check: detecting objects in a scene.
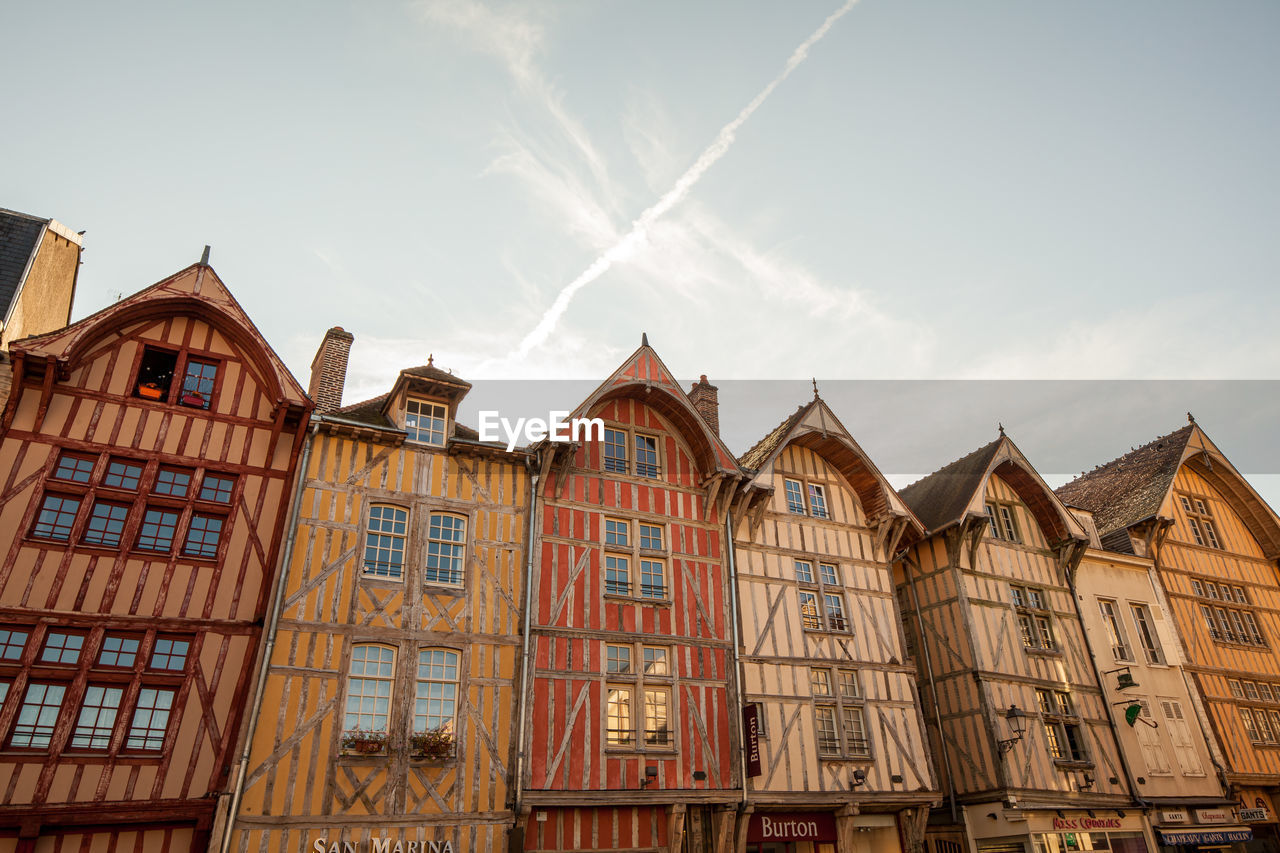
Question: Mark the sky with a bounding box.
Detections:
[4,1,1279,494]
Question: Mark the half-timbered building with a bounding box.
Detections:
[732,395,937,853]
[517,340,744,853]
[1059,420,1280,852]
[0,261,312,852]
[225,333,530,853]
[894,434,1149,853]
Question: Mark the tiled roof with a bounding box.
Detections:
[0,209,47,319]
[898,439,1003,532]
[738,403,810,471]
[1054,425,1193,538]
[402,363,471,389]
[329,393,479,441]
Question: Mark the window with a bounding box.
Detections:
[1130,604,1164,664]
[345,645,395,733]
[784,479,806,514]
[635,435,659,478]
[797,559,850,633]
[605,519,629,547]
[83,502,129,547]
[823,594,848,631]
[198,473,235,504]
[0,630,28,661]
[1245,681,1260,700]
[812,665,869,759]
[405,399,447,446]
[414,649,459,733]
[604,641,672,750]
[52,453,95,484]
[799,592,822,630]
[1160,699,1203,774]
[182,513,224,558]
[134,347,178,403]
[819,563,839,586]
[364,505,408,579]
[104,459,144,491]
[149,638,189,671]
[153,467,192,498]
[1229,680,1245,699]
[137,508,180,552]
[640,559,666,599]
[794,560,815,584]
[180,359,218,409]
[985,502,1021,542]
[125,688,175,750]
[639,523,663,551]
[1180,493,1224,549]
[599,426,661,478]
[424,513,465,586]
[32,494,81,541]
[807,484,829,519]
[134,347,221,409]
[1013,585,1056,651]
[1038,688,1087,763]
[1098,599,1133,661]
[98,635,140,668]
[41,632,84,664]
[10,683,67,748]
[603,517,666,602]
[1191,578,1266,647]
[1134,700,1170,776]
[71,686,124,749]
[603,429,628,474]
[605,556,630,595]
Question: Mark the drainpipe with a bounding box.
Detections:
[902,551,959,825]
[512,451,543,826]
[724,487,747,809]
[218,420,318,853]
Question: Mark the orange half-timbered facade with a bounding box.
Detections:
[0,262,311,852]
[1060,421,1280,851]
[895,435,1148,853]
[226,352,530,853]
[518,341,744,853]
[732,397,937,853]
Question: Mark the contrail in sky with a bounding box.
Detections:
[509,0,859,360]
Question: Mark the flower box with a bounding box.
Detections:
[180,392,207,407]
[341,730,388,755]
[409,728,455,762]
[137,383,165,400]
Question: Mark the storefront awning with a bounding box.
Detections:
[1157,828,1253,845]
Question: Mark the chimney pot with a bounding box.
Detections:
[308,326,355,414]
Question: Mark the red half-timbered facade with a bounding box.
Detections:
[518,341,744,853]
[0,262,311,852]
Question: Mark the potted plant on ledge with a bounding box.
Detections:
[409,728,455,762]
[341,729,389,756]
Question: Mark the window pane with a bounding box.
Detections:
[11,683,66,748]
[605,519,629,547]
[815,707,839,755]
[839,670,859,698]
[41,632,84,664]
[640,560,665,599]
[807,484,828,519]
[83,502,130,547]
[784,480,805,514]
[605,556,630,595]
[643,647,668,676]
[0,630,29,661]
[364,505,407,578]
[104,459,144,491]
[126,687,175,750]
[800,592,821,630]
[33,494,81,541]
[810,668,832,696]
[153,467,192,497]
[405,399,446,445]
[52,454,95,484]
[198,473,235,504]
[424,514,465,585]
[819,563,838,586]
[98,635,140,668]
[603,429,628,473]
[824,594,848,631]
[635,435,659,478]
[644,690,670,745]
[607,687,631,744]
[639,524,662,551]
[414,649,459,733]
[180,360,218,408]
[149,638,190,671]
[137,507,180,552]
[607,645,632,674]
[182,513,224,558]
[346,646,395,733]
[843,707,869,757]
[71,685,124,749]
[794,560,814,584]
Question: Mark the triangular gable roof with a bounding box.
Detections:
[376,360,472,422]
[739,397,923,539]
[1057,423,1280,559]
[12,263,308,410]
[567,340,741,477]
[900,434,1087,546]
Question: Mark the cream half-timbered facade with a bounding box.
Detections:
[733,398,936,853]
[226,361,529,853]
[896,435,1147,853]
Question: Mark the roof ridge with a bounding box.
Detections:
[1059,423,1193,488]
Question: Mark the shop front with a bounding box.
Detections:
[1235,789,1280,853]
[1152,807,1251,853]
[966,804,1154,853]
[743,810,900,853]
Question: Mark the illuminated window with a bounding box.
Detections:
[606,686,632,745]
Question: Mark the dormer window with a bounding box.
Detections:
[405,399,447,446]
[133,345,219,410]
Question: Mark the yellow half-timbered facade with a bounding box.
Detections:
[224,353,529,853]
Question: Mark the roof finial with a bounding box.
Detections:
[200,245,211,265]
[1187,411,1196,425]
[427,353,434,367]
[998,422,1005,436]
[641,332,649,347]
[812,377,820,400]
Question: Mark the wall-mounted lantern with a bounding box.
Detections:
[998,705,1028,755]
[1105,666,1139,691]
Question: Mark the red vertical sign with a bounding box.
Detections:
[743,704,762,777]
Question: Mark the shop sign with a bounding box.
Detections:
[1051,818,1121,831]
[1195,809,1234,824]
[743,705,762,778]
[312,840,453,853]
[1160,810,1189,824]
[746,813,838,843]
[1240,808,1270,822]
[1158,829,1252,846]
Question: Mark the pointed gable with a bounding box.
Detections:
[901,434,1087,546]
[11,262,309,410]
[740,397,922,538]
[570,340,740,476]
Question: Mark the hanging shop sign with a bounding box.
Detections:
[1160,810,1189,824]
[743,704,763,778]
[746,813,838,843]
[1158,829,1252,846]
[1195,809,1235,824]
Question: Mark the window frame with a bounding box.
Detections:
[1179,492,1225,550]
[1036,688,1089,765]
[985,501,1023,543]
[132,344,223,411]
[413,647,460,737]
[363,504,409,581]
[811,664,870,761]
[601,517,670,604]
[598,425,663,479]
[796,559,851,634]
[344,643,397,737]
[423,512,467,587]
[404,397,448,446]
[602,639,673,753]
[1012,585,1057,652]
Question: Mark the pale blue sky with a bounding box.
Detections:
[4,1,1279,490]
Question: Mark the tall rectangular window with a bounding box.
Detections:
[1130,604,1164,664]
[640,559,666,599]
[605,556,630,595]
[32,494,81,541]
[639,523,663,551]
[634,434,659,478]
[137,508,180,552]
[125,687,175,750]
[603,429,628,473]
[799,592,821,630]
[180,359,218,409]
[1099,599,1133,661]
[607,687,632,745]
[807,484,829,519]
[644,689,670,745]
[784,479,805,514]
[424,513,466,585]
[815,707,840,756]
[345,645,394,733]
[405,399,447,445]
[363,505,408,578]
[414,649,459,733]
[71,685,124,749]
[10,683,67,748]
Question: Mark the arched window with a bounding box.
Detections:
[345,645,395,733]
[364,505,408,579]
[424,513,466,586]
[414,649,459,733]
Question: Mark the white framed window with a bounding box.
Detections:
[607,644,632,674]
[603,516,668,602]
[424,512,465,586]
[635,434,660,479]
[345,644,395,733]
[606,686,632,745]
[414,648,459,733]
[405,398,447,446]
[363,505,407,579]
[807,484,829,519]
[599,427,661,478]
[784,479,806,514]
[603,641,672,751]
[639,523,663,551]
[794,559,815,583]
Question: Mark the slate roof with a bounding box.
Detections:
[898,439,1003,533]
[1055,425,1193,538]
[402,363,472,390]
[0,209,47,319]
[738,403,811,472]
[330,393,479,440]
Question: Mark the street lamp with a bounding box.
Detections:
[998,705,1029,755]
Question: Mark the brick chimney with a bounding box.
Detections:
[308,326,354,413]
[688,375,719,436]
